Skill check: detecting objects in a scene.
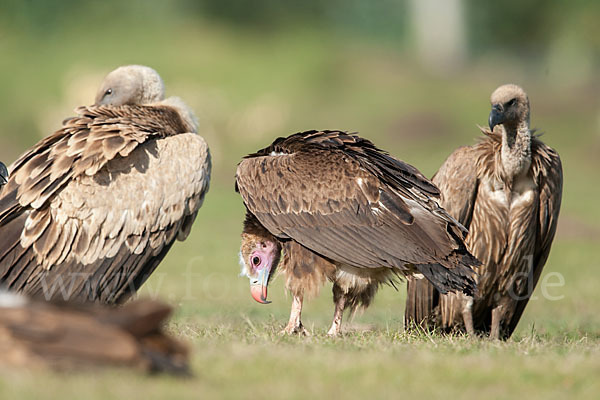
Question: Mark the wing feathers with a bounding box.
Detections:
[379,190,414,224]
[0,106,211,303]
[238,131,477,290]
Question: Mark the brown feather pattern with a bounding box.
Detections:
[0,103,211,303]
[237,131,475,275]
[238,130,479,331]
[405,126,562,338]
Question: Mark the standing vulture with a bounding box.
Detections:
[236,130,479,336]
[404,84,563,339]
[0,65,211,303]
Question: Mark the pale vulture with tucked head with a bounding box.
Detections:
[0,65,211,303]
[405,84,562,339]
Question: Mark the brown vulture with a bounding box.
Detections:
[405,84,563,339]
[0,65,211,303]
[236,130,479,336]
[0,290,189,374]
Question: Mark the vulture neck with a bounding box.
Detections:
[499,120,531,179]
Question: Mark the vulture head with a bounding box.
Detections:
[488,84,530,132]
[95,65,165,106]
[239,231,281,304]
[0,161,8,187]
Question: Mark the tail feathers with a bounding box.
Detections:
[415,262,477,296]
[404,277,438,329]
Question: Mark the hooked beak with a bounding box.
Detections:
[488,104,504,132]
[250,267,271,304]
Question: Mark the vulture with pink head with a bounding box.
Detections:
[404,84,563,339]
[0,65,211,303]
[236,130,479,335]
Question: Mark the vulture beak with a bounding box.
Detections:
[488,104,504,132]
[250,268,271,304]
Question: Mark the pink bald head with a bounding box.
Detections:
[240,235,281,304]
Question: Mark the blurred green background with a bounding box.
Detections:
[0,0,599,398]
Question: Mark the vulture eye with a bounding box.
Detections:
[506,98,516,107]
[252,256,261,267]
[104,88,113,96]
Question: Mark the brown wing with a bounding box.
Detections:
[3,105,190,212]
[0,105,210,303]
[431,146,479,229]
[405,145,479,325]
[246,130,441,200]
[504,141,562,335]
[237,131,475,284]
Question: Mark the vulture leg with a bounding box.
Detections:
[461,297,475,335]
[281,293,310,336]
[490,304,504,340]
[327,284,346,336]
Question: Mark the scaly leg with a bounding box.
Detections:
[281,294,310,336]
[462,297,475,335]
[490,304,504,340]
[327,285,346,336]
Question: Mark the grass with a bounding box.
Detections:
[1,8,599,400]
[2,326,599,399]
[1,188,598,400]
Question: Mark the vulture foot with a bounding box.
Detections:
[326,326,341,337]
[280,322,311,336]
[280,294,309,335]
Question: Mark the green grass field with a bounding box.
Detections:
[0,13,599,400]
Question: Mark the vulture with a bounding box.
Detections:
[236,130,479,336]
[0,65,211,303]
[405,84,563,339]
[0,290,189,374]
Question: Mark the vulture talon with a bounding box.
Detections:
[326,328,341,338]
[280,323,311,337]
